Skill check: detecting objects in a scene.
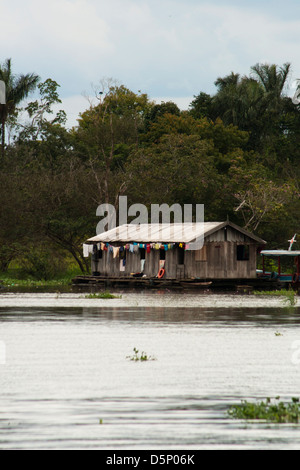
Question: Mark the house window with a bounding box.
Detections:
[237,245,250,261]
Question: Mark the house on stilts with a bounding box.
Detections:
[76,221,267,287]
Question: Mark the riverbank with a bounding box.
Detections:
[0,271,79,289]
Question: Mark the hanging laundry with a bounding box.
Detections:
[129,244,134,253]
[146,244,151,254]
[83,244,89,258]
[141,259,146,272]
[113,247,120,258]
[120,260,125,272]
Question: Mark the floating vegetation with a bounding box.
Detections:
[126,347,156,362]
[253,289,297,307]
[274,331,283,336]
[85,291,121,299]
[228,397,300,423]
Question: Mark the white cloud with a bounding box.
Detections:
[1,0,300,119]
[1,0,112,84]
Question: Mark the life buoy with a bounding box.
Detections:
[158,268,165,279]
[292,273,299,284]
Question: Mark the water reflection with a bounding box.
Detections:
[0,305,300,326]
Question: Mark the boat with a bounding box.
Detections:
[257,234,300,286]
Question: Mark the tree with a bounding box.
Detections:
[14,79,71,172]
[250,63,291,101]
[192,63,296,152]
[0,58,39,157]
[144,101,180,129]
[23,78,67,137]
[74,84,153,207]
[189,92,214,120]
[126,133,217,208]
[234,180,296,232]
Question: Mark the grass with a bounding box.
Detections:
[228,397,300,423]
[0,267,81,289]
[85,291,121,299]
[253,289,297,306]
[0,276,74,288]
[126,347,156,362]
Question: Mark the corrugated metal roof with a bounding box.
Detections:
[261,250,300,257]
[86,222,265,245]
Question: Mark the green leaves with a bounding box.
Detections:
[228,397,300,424]
[126,348,156,362]
[0,58,39,157]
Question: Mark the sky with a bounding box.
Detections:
[1,0,300,127]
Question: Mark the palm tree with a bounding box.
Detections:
[0,58,39,157]
[250,62,291,108]
[212,72,265,130]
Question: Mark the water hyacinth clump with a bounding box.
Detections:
[228,397,300,423]
[253,289,297,307]
[85,291,121,299]
[127,347,156,362]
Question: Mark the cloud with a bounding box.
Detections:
[1,0,300,120]
[1,0,112,86]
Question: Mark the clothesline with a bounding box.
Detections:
[83,241,192,258]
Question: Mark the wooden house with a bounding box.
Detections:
[83,221,266,281]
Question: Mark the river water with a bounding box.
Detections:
[0,289,300,450]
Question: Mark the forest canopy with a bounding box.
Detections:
[0,59,299,278]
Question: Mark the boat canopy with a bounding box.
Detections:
[261,250,300,257]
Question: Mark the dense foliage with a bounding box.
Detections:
[0,59,299,277]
